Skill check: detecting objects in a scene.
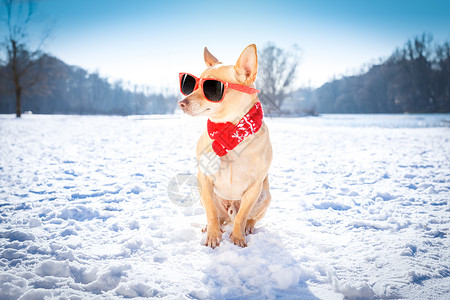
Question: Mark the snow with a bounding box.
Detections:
[0,113,449,299]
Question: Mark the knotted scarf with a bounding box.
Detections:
[207,102,263,156]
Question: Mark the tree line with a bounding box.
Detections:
[0,52,177,115]
[295,34,450,114]
[1,10,448,116]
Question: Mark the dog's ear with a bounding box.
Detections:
[204,47,220,67]
[234,44,258,84]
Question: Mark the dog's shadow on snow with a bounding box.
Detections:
[198,227,320,300]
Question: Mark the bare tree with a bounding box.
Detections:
[256,42,300,113]
[1,0,48,117]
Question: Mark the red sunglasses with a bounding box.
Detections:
[179,73,260,102]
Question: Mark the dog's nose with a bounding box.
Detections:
[178,98,189,109]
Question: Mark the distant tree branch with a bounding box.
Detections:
[256,42,301,113]
[1,0,47,117]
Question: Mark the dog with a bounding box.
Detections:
[178,44,272,248]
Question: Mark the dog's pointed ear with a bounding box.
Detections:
[204,47,220,67]
[234,44,258,84]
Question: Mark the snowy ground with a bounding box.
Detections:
[0,113,449,299]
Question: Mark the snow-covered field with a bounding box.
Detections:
[0,113,449,299]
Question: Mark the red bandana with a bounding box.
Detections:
[207,102,263,156]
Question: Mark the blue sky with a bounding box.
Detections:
[2,0,450,92]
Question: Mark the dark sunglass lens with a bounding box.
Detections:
[181,74,196,95]
[203,80,224,102]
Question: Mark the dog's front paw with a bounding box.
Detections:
[205,228,222,248]
[230,231,247,248]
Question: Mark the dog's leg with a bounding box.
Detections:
[245,175,271,235]
[230,180,263,247]
[197,173,222,248]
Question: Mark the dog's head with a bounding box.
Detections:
[178,44,258,122]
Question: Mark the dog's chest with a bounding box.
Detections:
[211,148,254,201]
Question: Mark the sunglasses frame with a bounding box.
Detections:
[179,73,260,102]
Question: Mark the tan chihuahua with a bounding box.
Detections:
[178,44,272,248]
